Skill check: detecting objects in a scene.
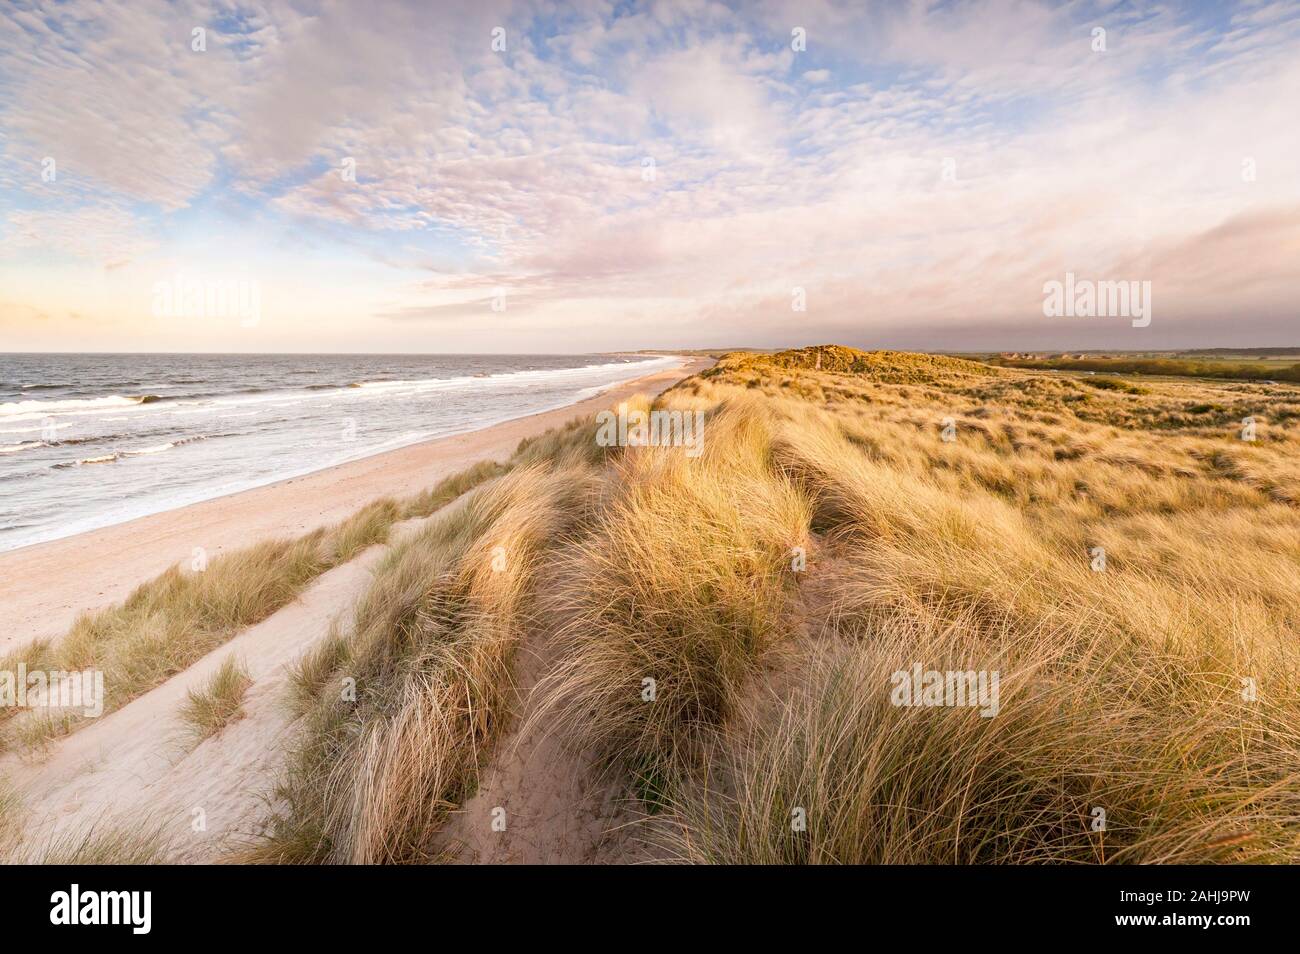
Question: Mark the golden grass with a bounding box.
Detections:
[400,459,509,519]
[708,344,999,383]
[242,463,599,863]
[0,639,53,736]
[241,349,1299,863]
[660,604,1298,863]
[511,395,654,469]
[537,398,812,787]
[178,655,253,742]
[16,347,1300,864]
[642,347,1300,863]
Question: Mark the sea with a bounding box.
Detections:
[0,352,679,553]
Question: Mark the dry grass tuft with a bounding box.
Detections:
[178,655,253,742]
[285,624,350,717]
[659,608,1299,863]
[11,817,173,865]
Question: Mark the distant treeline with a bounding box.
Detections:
[1181,347,1300,356]
[989,355,1300,382]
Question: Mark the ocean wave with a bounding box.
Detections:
[122,434,210,456]
[341,358,669,395]
[49,433,212,469]
[0,435,120,454]
[123,443,174,457]
[0,394,164,418]
[9,358,669,420]
[53,453,119,469]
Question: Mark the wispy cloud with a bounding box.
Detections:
[2,0,1298,351]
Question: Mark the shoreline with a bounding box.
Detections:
[1,354,684,554]
[0,356,708,652]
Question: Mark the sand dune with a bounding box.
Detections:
[10,347,1292,866]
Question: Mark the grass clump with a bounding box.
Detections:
[178,655,253,742]
[285,625,350,717]
[660,608,1299,864]
[0,640,53,747]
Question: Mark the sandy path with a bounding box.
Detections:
[0,358,707,653]
[436,624,656,864]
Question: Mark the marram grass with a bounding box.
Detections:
[11,348,1300,864]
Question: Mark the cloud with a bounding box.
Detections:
[0,205,157,262]
[0,0,248,210]
[3,0,1299,350]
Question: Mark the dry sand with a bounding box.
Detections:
[0,357,707,654]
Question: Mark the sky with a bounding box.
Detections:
[1,0,1297,354]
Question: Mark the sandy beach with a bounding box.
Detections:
[0,356,708,653]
